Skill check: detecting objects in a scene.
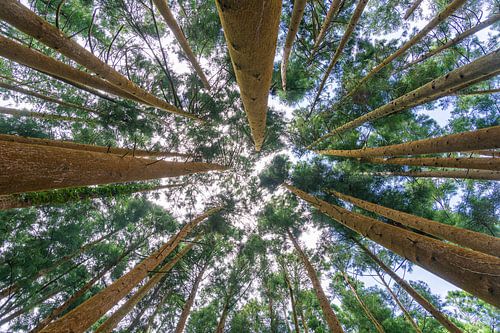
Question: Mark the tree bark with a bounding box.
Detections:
[39,207,221,333]
[403,0,424,20]
[328,189,500,257]
[215,0,282,151]
[311,0,343,57]
[284,184,500,308]
[0,140,227,195]
[281,0,307,91]
[215,299,230,333]
[369,170,500,181]
[151,0,211,90]
[0,106,91,123]
[282,266,300,333]
[287,230,344,332]
[355,240,462,333]
[359,156,500,171]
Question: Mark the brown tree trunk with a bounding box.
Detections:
[311,0,343,56]
[299,304,309,333]
[151,0,211,90]
[281,0,307,91]
[309,49,500,147]
[39,207,221,333]
[0,106,92,123]
[355,240,462,333]
[403,0,424,20]
[341,271,385,333]
[287,230,344,332]
[215,300,230,333]
[328,189,500,257]
[369,170,500,181]
[282,266,300,333]
[215,0,282,151]
[359,156,500,171]
[0,140,227,195]
[284,184,500,307]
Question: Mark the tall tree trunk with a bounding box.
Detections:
[0,140,227,195]
[151,0,211,90]
[284,184,500,307]
[315,126,500,158]
[375,270,422,333]
[281,0,307,91]
[403,0,424,20]
[282,266,300,333]
[0,106,92,123]
[355,240,462,333]
[311,0,369,111]
[95,237,199,333]
[328,189,500,257]
[0,0,198,119]
[308,49,500,148]
[310,0,343,56]
[369,170,500,181]
[215,0,282,151]
[358,156,500,171]
[265,281,277,333]
[340,271,385,333]
[299,304,309,333]
[281,301,292,333]
[173,257,210,333]
[215,299,230,333]
[287,230,344,332]
[39,207,221,333]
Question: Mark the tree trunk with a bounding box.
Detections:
[284,184,500,307]
[341,271,385,333]
[359,156,500,171]
[309,49,500,147]
[299,304,309,333]
[151,0,211,90]
[315,126,500,158]
[355,240,462,333]
[0,0,198,119]
[265,282,277,333]
[369,170,500,181]
[95,237,199,333]
[287,230,344,332]
[281,0,307,91]
[39,207,221,333]
[311,0,368,111]
[173,257,210,333]
[215,300,230,333]
[311,0,343,56]
[0,140,227,195]
[281,301,292,333]
[282,266,300,333]
[328,189,500,257]
[403,0,424,20]
[215,0,282,151]
[375,270,422,333]
[0,106,92,123]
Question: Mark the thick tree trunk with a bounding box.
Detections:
[341,271,385,333]
[151,0,211,90]
[0,140,227,195]
[215,0,282,151]
[0,106,91,123]
[403,0,424,20]
[287,230,344,332]
[370,170,500,181]
[355,240,462,333]
[309,49,500,147]
[328,189,500,257]
[39,207,221,333]
[284,184,500,307]
[0,0,197,118]
[359,156,500,171]
[282,267,300,333]
[281,0,307,91]
[315,126,500,158]
[311,0,343,56]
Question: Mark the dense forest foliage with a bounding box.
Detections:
[0,0,499,332]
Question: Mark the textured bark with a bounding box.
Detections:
[284,184,500,307]
[311,0,368,110]
[315,126,500,158]
[215,0,282,151]
[282,267,300,333]
[403,0,424,20]
[0,106,91,123]
[358,156,500,171]
[96,238,199,333]
[0,1,198,119]
[0,140,227,195]
[309,49,500,147]
[281,0,307,91]
[152,0,211,90]
[356,240,462,333]
[370,170,500,181]
[40,207,221,333]
[287,230,344,332]
[311,0,343,56]
[341,271,385,333]
[328,189,500,257]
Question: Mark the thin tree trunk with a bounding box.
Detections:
[151,0,211,90]
[215,0,282,151]
[287,230,344,332]
[375,270,422,333]
[265,282,277,333]
[311,0,343,57]
[0,140,227,195]
[0,106,92,123]
[0,0,197,119]
[308,49,500,147]
[281,0,307,91]
[341,270,385,333]
[314,126,500,158]
[39,207,221,333]
[403,0,424,20]
[282,301,292,333]
[282,266,300,333]
[328,189,500,257]
[215,299,230,333]
[359,156,500,171]
[369,169,500,181]
[96,237,200,333]
[299,304,309,333]
[284,184,500,308]
[355,240,462,333]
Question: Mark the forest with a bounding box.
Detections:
[0,0,499,332]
